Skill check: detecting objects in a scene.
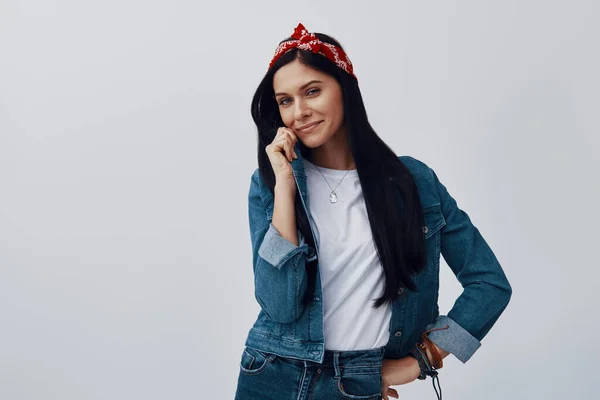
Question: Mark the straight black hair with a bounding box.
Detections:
[251,32,427,309]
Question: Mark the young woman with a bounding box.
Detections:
[234,23,512,400]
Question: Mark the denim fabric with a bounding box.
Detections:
[244,142,512,364]
[235,346,386,400]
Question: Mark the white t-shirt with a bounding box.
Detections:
[302,158,391,351]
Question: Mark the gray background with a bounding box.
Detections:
[1,1,598,399]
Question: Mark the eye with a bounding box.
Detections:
[307,88,320,96]
[278,97,292,106]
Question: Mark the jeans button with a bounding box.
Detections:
[394,330,402,337]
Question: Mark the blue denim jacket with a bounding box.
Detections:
[244,143,512,364]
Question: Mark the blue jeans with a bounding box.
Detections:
[234,345,385,400]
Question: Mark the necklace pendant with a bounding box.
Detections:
[329,191,338,203]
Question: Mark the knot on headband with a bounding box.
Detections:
[268,23,356,79]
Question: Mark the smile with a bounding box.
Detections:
[297,121,323,133]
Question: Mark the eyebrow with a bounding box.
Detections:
[274,80,323,97]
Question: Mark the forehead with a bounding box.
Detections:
[272,59,331,92]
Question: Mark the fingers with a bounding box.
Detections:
[381,386,399,400]
[265,127,298,164]
[280,128,298,161]
[275,127,298,162]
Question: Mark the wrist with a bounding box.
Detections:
[408,347,429,380]
[274,180,296,195]
[275,176,296,187]
[426,342,450,362]
[419,325,450,370]
[410,355,422,380]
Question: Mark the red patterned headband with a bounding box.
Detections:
[268,23,357,79]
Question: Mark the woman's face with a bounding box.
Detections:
[273,59,345,148]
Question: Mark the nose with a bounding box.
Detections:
[293,99,311,122]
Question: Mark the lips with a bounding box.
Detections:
[297,121,323,133]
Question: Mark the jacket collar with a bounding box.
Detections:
[290,141,307,180]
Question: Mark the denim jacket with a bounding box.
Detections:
[243,143,512,364]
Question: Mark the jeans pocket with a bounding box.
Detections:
[335,365,382,399]
[239,346,277,376]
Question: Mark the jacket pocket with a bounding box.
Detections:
[423,204,446,275]
[423,204,446,239]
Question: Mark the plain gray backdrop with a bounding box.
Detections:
[1,1,598,399]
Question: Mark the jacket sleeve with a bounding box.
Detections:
[248,170,316,324]
[424,167,512,363]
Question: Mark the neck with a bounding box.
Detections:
[308,130,355,170]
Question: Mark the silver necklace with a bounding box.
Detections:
[313,163,355,204]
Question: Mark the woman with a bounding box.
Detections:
[235,23,512,400]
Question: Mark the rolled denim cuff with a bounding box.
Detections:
[258,223,310,269]
[425,315,481,363]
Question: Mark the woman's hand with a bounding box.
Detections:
[380,357,422,399]
[265,127,298,181]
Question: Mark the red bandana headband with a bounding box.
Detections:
[268,23,357,79]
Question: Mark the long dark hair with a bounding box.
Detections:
[251,32,427,309]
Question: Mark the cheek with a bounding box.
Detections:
[279,108,294,127]
[334,103,344,123]
[320,94,343,122]
[326,101,344,127]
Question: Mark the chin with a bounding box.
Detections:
[298,135,327,149]
[299,128,333,147]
